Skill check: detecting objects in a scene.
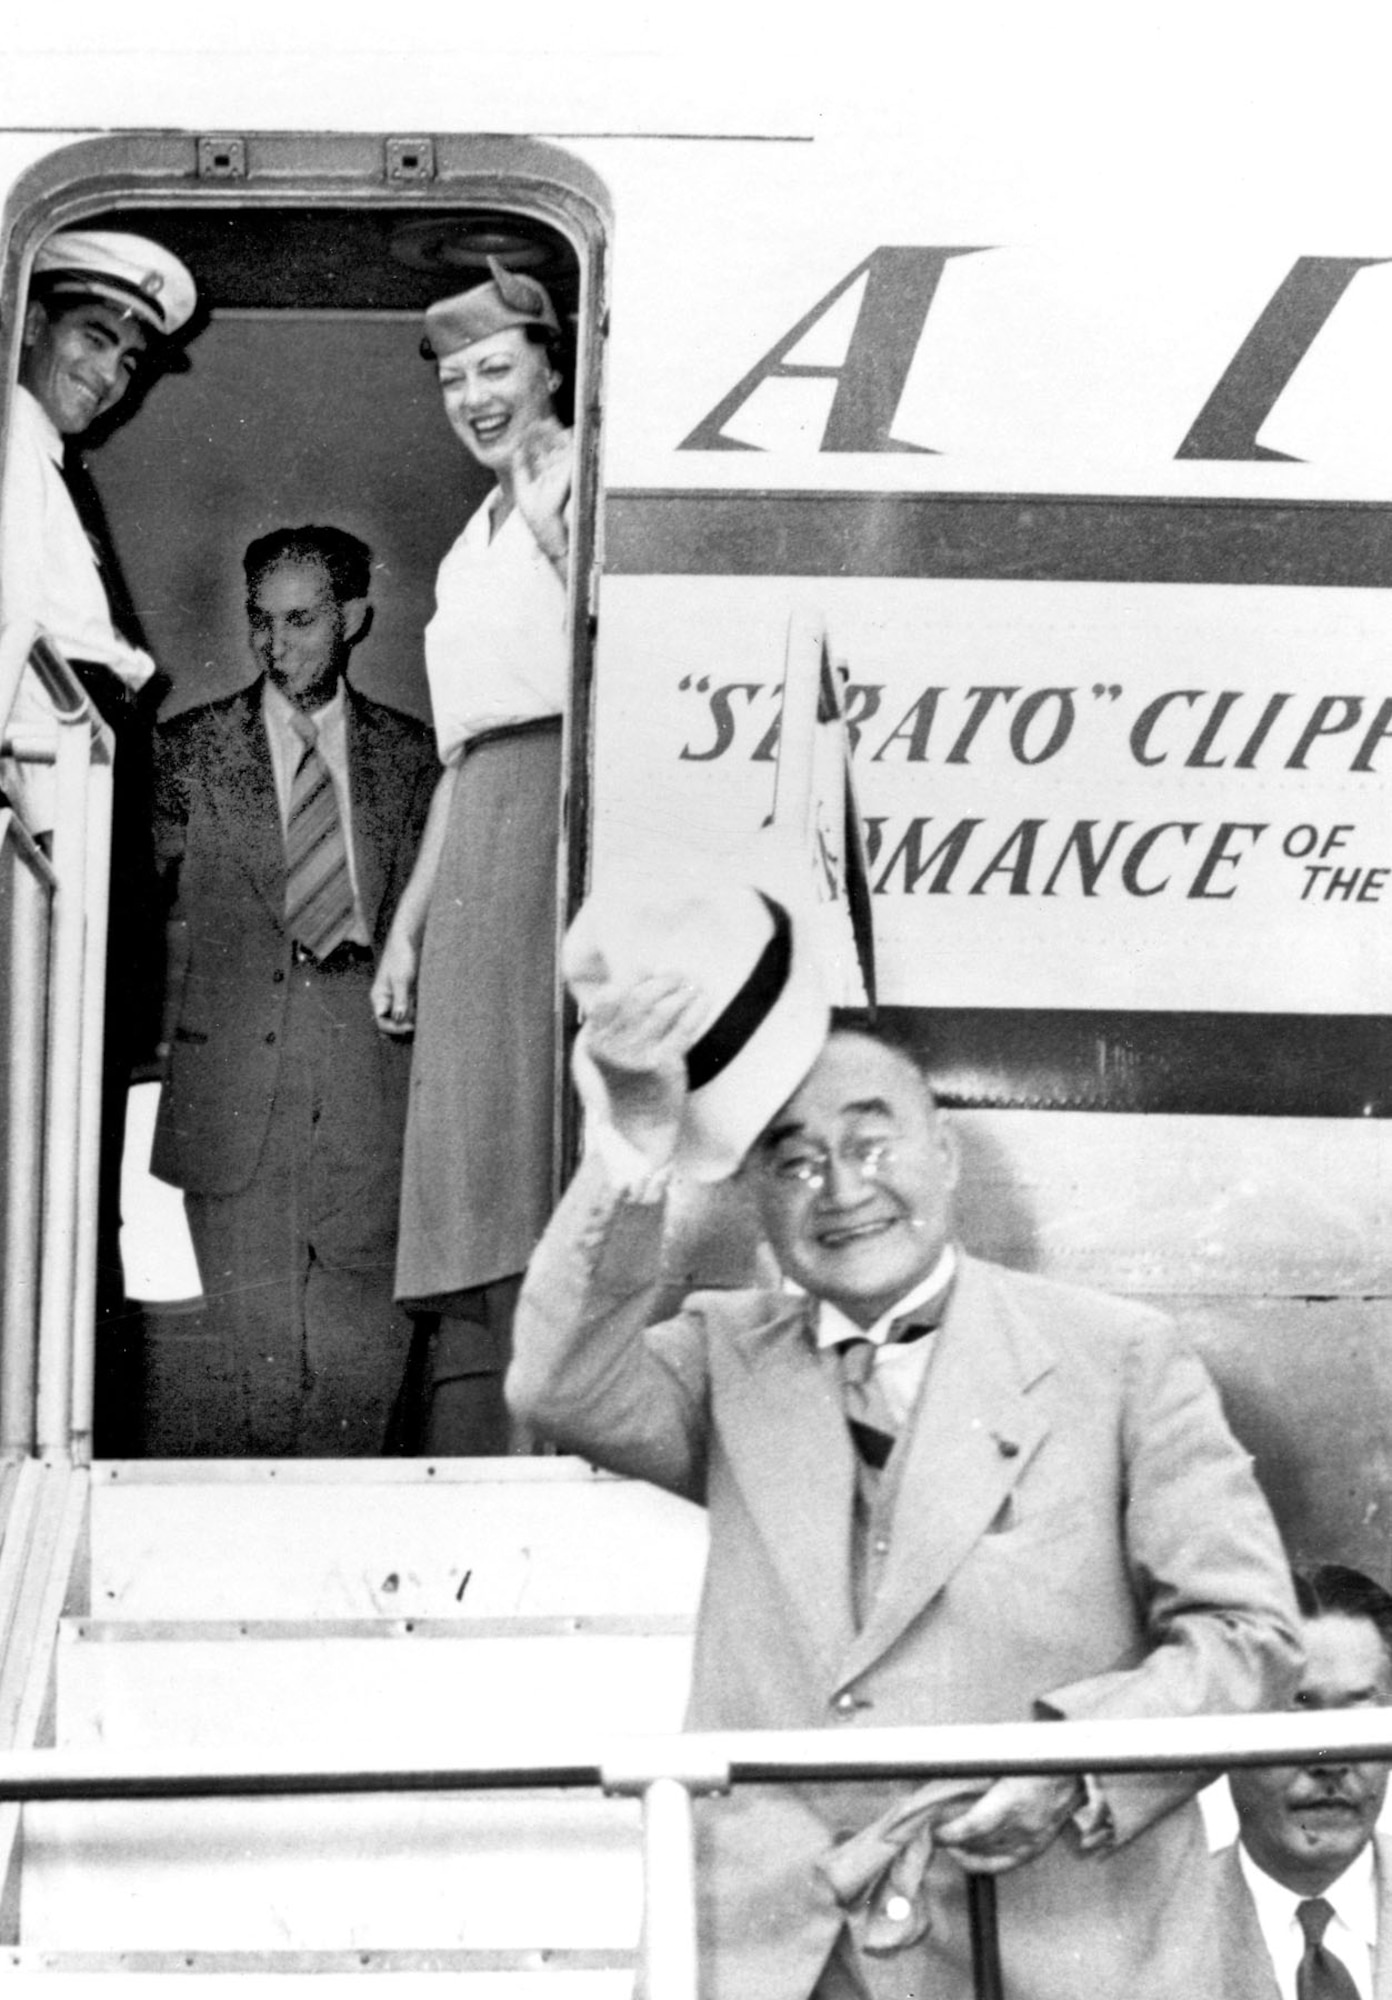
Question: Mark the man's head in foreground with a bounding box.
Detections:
[1230,1562,1392,1895]
[749,1026,958,1329]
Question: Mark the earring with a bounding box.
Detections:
[549,373,562,392]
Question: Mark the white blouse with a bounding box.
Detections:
[423,492,568,768]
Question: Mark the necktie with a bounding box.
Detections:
[60,449,146,650]
[284,716,355,960]
[840,1300,948,1467]
[1296,1898,1361,2000]
[841,1340,897,1469]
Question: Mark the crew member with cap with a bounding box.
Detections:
[1,226,197,829]
[1214,1563,1392,2000]
[371,256,573,1454]
[508,869,1302,2000]
[0,226,197,1446]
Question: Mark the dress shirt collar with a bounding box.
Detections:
[262,675,346,739]
[16,384,63,466]
[814,1244,958,1351]
[1238,1837,1378,1971]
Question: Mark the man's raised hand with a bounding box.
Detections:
[579,971,709,1165]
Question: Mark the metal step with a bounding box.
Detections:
[19,1790,646,1952]
[5,1946,633,1981]
[56,1616,693,1754]
[88,1458,706,1621]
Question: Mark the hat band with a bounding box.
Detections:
[686,895,792,1094]
[43,267,168,328]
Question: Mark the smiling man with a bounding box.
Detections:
[2,229,196,754]
[0,228,200,1449]
[148,526,436,1455]
[509,879,1302,2000]
[1217,1564,1392,2000]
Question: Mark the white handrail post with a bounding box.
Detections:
[1,817,53,1459]
[604,1743,729,2000]
[35,708,91,1459]
[640,1776,701,2000]
[69,737,112,1465]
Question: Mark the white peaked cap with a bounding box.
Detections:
[33,228,197,335]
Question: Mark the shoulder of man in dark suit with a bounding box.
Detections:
[343,681,436,766]
[151,682,261,866]
[156,678,260,736]
[342,682,438,858]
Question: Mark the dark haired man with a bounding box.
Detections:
[149,526,436,1454]
[0,228,200,1447]
[1,226,197,828]
[1216,1563,1392,1999]
[510,906,1302,2000]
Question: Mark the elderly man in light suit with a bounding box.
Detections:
[1215,1563,1392,2000]
[508,874,1302,2000]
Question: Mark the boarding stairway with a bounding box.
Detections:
[1,1454,705,1980]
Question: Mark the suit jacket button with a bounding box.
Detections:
[265,1031,277,1045]
[272,969,284,983]
[832,1692,858,1717]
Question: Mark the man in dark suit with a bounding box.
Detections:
[1215,1563,1392,2000]
[151,524,436,1455]
[509,873,1302,2000]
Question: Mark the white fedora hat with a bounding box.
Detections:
[563,857,830,1182]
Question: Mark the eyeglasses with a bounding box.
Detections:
[760,1136,895,1193]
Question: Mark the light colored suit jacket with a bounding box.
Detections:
[1213,1834,1392,1999]
[510,1155,1301,2000]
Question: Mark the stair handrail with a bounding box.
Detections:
[0,621,113,1463]
[0,1705,1388,2000]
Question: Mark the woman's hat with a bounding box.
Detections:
[422,256,560,360]
[32,229,197,335]
[563,860,831,1182]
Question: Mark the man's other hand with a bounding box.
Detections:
[370,927,419,1037]
[933,1773,1085,1875]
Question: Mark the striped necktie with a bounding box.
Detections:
[841,1339,897,1469]
[284,713,355,961]
[840,1298,949,1468]
[1296,1898,1360,2000]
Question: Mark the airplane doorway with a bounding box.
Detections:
[0,137,606,1457]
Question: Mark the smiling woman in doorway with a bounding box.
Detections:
[372,257,572,1455]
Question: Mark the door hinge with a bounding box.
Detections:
[197,136,247,180]
[385,137,435,184]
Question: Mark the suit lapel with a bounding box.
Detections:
[1374,1832,1392,2000]
[717,1297,860,1680]
[208,684,286,926]
[834,1257,1053,1690]
[344,688,387,938]
[1215,1845,1283,2000]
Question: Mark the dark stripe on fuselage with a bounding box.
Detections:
[864,1006,1392,1118]
[605,490,1392,586]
